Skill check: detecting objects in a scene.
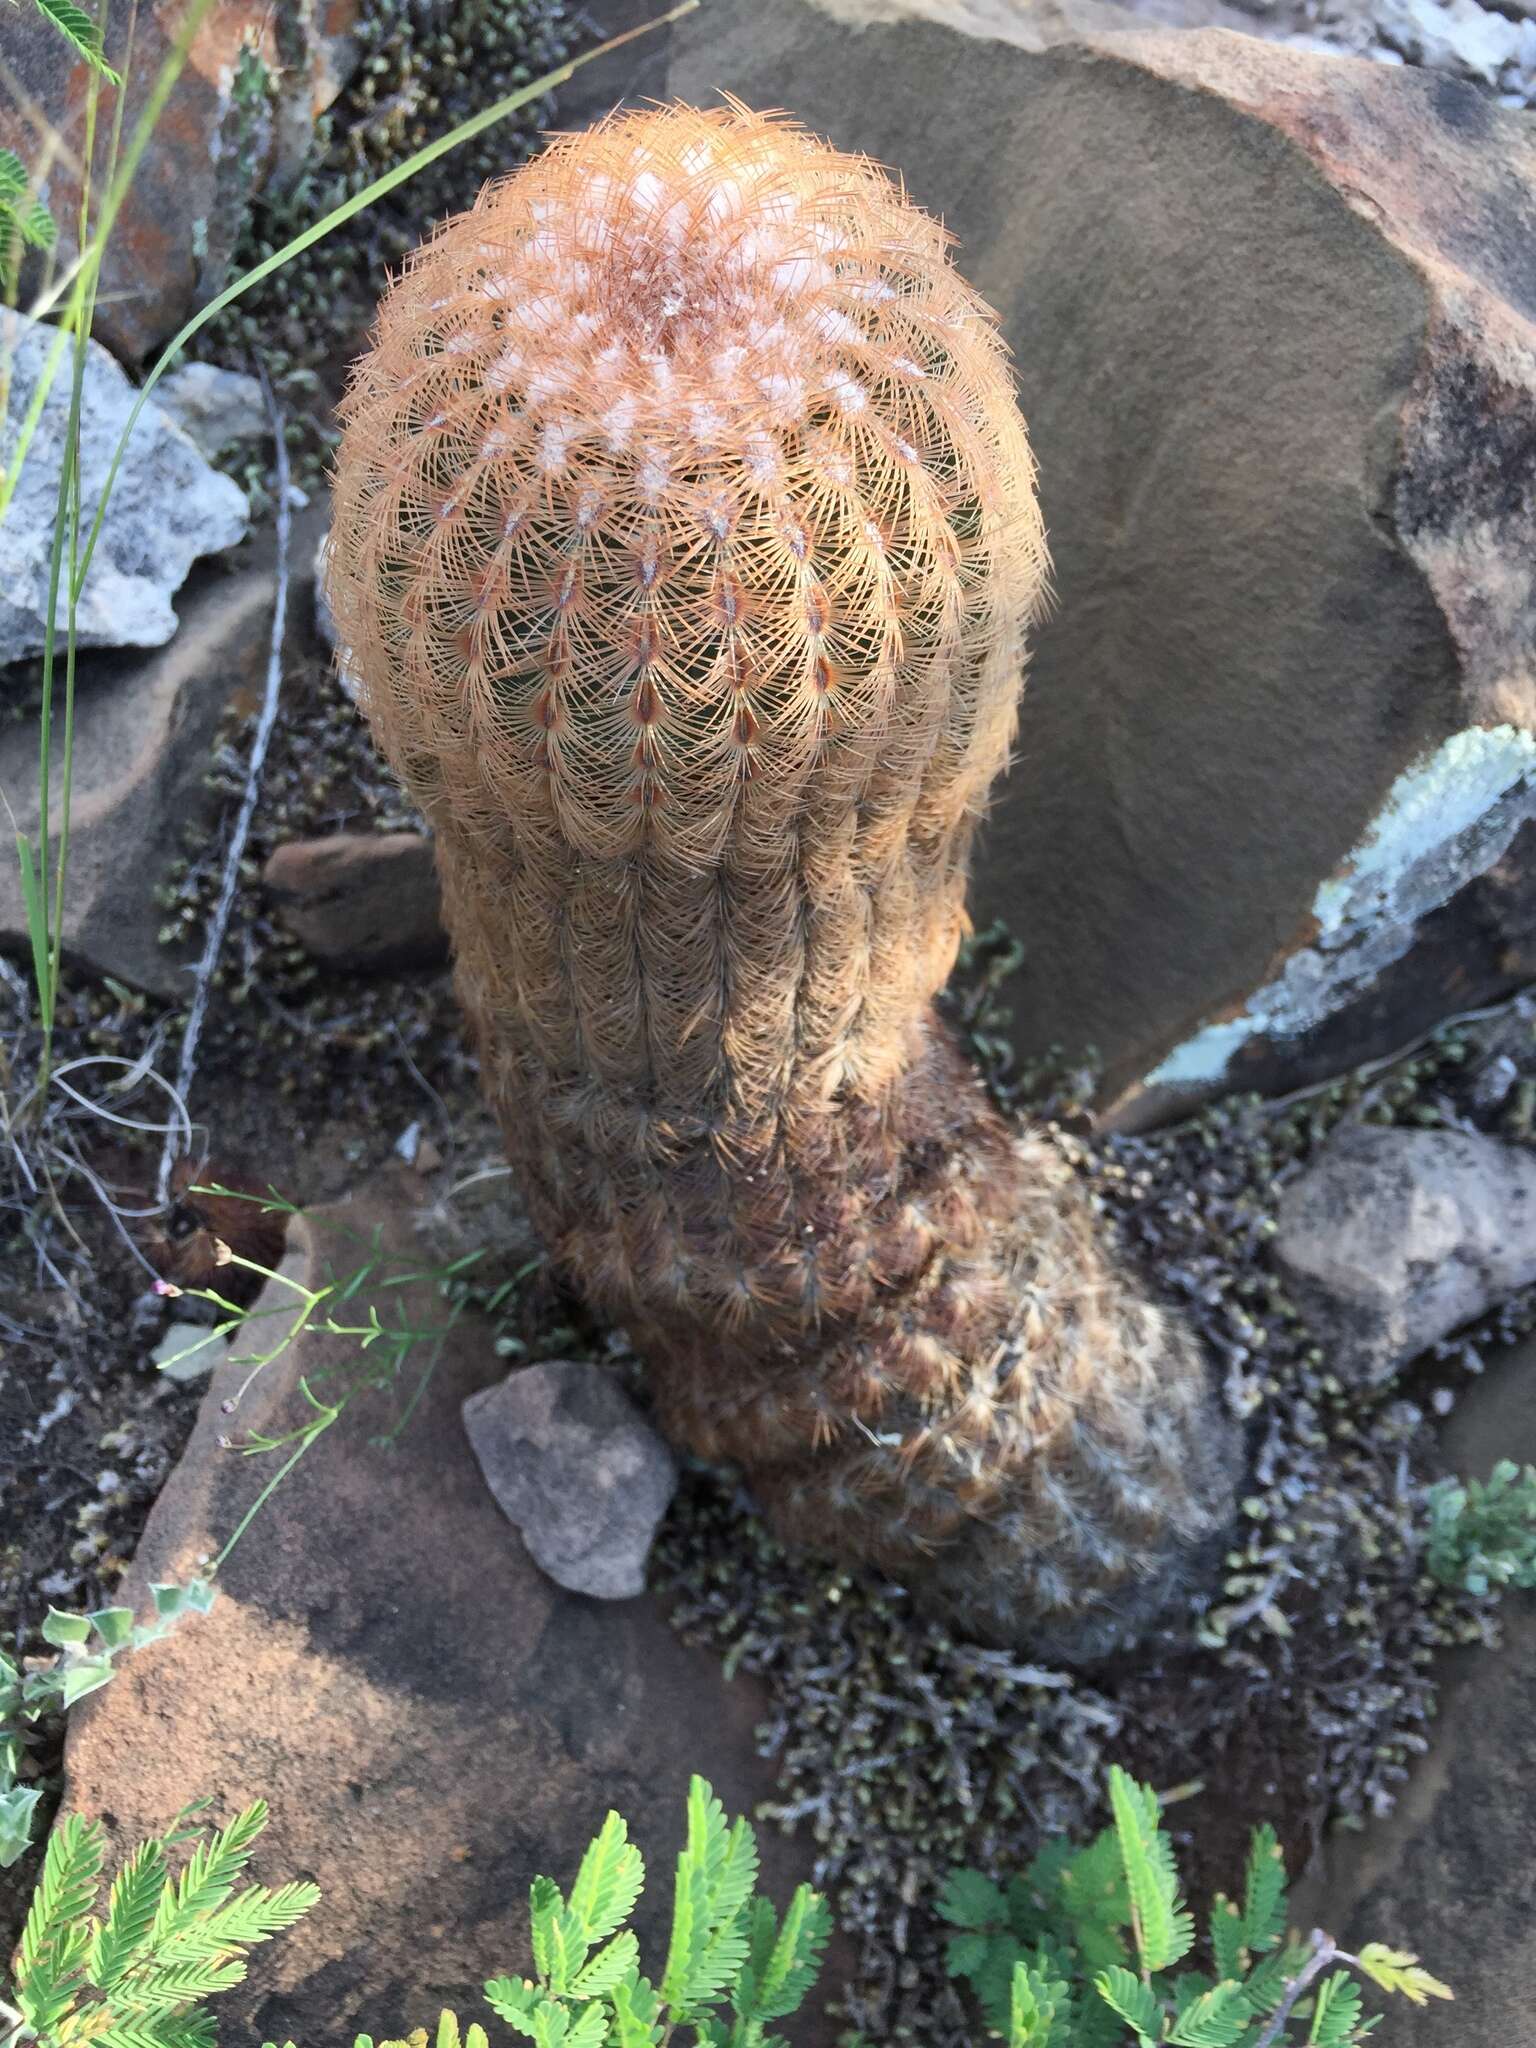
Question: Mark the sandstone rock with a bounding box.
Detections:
[664,1,1536,1114]
[1275,1123,1536,1383]
[151,362,267,459]
[1315,1327,1536,2040]
[0,2,360,364]
[0,311,248,665]
[262,831,447,973]
[63,1176,837,2046]
[463,1364,678,1600]
[0,561,276,998]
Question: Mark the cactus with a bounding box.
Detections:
[327,102,1237,1659]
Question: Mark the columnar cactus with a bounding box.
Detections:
[328,103,1237,1658]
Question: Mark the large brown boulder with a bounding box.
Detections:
[664,0,1536,1114]
[62,1176,840,2045]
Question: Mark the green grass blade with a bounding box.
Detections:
[15,831,54,1015]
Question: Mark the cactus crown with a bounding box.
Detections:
[331,100,1045,859]
[331,102,1046,1127]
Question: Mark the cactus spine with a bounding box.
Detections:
[328,103,1237,1658]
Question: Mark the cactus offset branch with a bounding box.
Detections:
[328,102,1237,1658]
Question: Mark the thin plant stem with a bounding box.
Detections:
[156,369,291,1202]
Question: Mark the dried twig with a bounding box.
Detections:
[157,370,291,1202]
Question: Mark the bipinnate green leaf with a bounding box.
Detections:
[566,1809,644,1948]
[1239,1825,1287,1955]
[32,0,123,83]
[1308,1973,1364,2045]
[936,1869,1008,1931]
[1208,1896,1244,1983]
[16,1812,106,2033]
[732,1884,831,2024]
[1060,1829,1133,1974]
[528,1876,561,1984]
[0,149,26,200]
[483,1976,545,2036]
[607,1972,663,2047]
[1094,1963,1162,2044]
[150,1801,267,1944]
[568,1929,640,1999]
[1166,1981,1251,2046]
[660,1776,759,2015]
[1108,1768,1194,1974]
[89,1839,169,1988]
[1007,1959,1068,2047]
[1354,1944,1453,2008]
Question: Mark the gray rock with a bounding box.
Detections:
[0,504,326,997]
[0,563,274,996]
[665,0,1536,1115]
[0,311,248,666]
[462,1363,678,1600]
[1275,1124,1536,1384]
[151,363,268,460]
[151,1320,226,1384]
[313,525,338,652]
[312,520,362,701]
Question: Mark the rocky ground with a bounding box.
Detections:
[3,0,1536,2036]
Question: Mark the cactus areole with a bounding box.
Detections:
[329,102,1236,1658]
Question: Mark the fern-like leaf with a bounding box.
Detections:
[1308,1973,1364,2045]
[1166,1981,1250,2046]
[106,1955,249,2010]
[1208,1896,1244,1983]
[527,1877,562,1986]
[90,1841,169,1990]
[17,1812,105,2033]
[660,1778,759,2015]
[1239,1827,1286,1956]
[568,1929,639,2000]
[149,1880,321,1965]
[733,1884,830,2024]
[565,1811,644,1949]
[607,1973,662,2048]
[561,2006,606,2048]
[936,1870,1008,1931]
[1008,1959,1068,2047]
[1353,1944,1453,2007]
[31,0,123,83]
[150,1804,267,1947]
[1108,1769,1193,1974]
[483,1977,544,2037]
[1094,1963,1162,2044]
